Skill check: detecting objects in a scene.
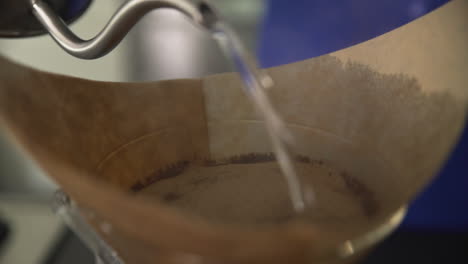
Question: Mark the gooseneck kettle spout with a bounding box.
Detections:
[29,0,218,59]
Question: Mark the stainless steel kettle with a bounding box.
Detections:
[0,0,217,59]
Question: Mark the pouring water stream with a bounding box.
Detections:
[210,22,313,213]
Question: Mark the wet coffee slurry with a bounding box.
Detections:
[134,154,380,236]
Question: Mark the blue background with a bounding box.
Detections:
[258,0,468,230]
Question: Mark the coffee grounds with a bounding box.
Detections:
[136,156,379,236]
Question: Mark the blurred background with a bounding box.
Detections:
[0,0,466,263]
